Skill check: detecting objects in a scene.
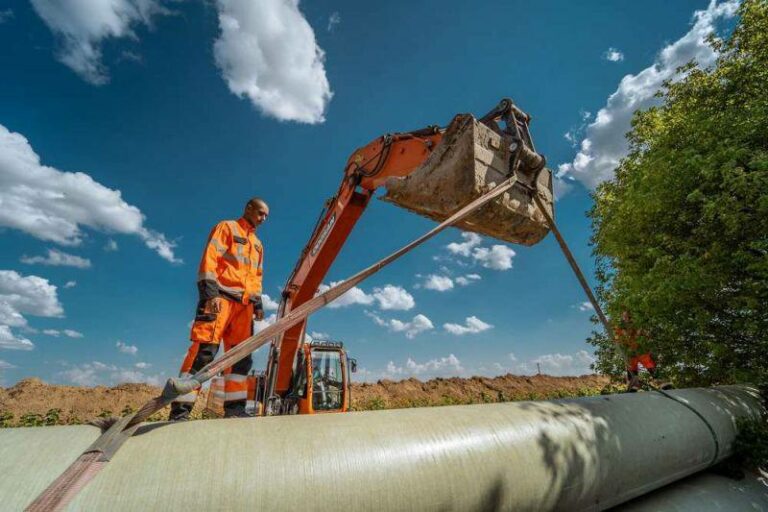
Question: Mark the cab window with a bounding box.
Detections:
[311,350,343,411]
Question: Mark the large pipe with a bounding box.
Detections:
[0,385,762,511]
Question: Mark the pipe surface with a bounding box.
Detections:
[0,385,762,511]
[619,470,768,511]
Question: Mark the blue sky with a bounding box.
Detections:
[0,0,738,386]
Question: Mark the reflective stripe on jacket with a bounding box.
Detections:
[197,217,263,303]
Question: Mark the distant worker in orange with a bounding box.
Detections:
[169,197,269,421]
[615,310,672,392]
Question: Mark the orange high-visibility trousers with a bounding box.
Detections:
[173,297,254,412]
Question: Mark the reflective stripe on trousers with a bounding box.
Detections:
[224,373,248,402]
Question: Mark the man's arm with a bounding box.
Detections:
[197,222,230,303]
[251,239,265,320]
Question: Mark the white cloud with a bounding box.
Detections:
[0,270,63,323]
[0,302,26,329]
[0,271,62,347]
[318,282,414,310]
[446,233,482,257]
[472,245,515,270]
[21,248,92,268]
[382,354,464,379]
[603,47,624,62]
[0,325,34,351]
[578,302,595,312]
[366,311,433,339]
[0,359,15,369]
[104,239,118,252]
[254,312,277,332]
[58,360,162,386]
[317,282,373,308]
[443,316,493,336]
[310,331,329,340]
[423,274,454,292]
[533,350,595,376]
[116,340,138,355]
[58,365,98,386]
[92,361,117,370]
[261,293,279,311]
[472,349,597,377]
[213,0,333,124]
[558,1,739,191]
[135,361,151,369]
[372,285,415,310]
[327,11,340,32]
[30,0,169,84]
[445,234,515,270]
[42,328,82,339]
[64,280,77,288]
[112,369,162,385]
[0,124,180,262]
[564,110,593,149]
[455,274,481,286]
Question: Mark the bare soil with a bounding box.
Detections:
[351,374,610,410]
[0,374,610,426]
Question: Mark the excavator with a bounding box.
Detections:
[208,98,553,417]
[261,98,554,416]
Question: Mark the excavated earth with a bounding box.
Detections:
[0,374,610,426]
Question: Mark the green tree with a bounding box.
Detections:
[589,0,768,386]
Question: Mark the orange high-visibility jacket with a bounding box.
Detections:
[197,217,264,304]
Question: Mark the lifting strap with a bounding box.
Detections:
[532,193,721,462]
[532,193,626,361]
[26,175,521,512]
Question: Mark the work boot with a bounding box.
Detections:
[626,373,642,393]
[224,400,250,418]
[646,368,673,390]
[168,402,192,422]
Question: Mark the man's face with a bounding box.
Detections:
[245,201,269,227]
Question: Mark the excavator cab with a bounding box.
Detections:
[269,340,356,415]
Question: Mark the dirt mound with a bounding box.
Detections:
[351,374,610,410]
[0,378,186,425]
[0,374,610,426]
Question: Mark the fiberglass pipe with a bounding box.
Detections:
[0,385,762,511]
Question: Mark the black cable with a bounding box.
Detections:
[652,385,721,466]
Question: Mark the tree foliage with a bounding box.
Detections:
[588,0,768,386]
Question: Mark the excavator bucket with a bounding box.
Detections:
[381,114,553,246]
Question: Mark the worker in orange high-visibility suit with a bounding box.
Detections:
[169,197,269,421]
[615,310,672,392]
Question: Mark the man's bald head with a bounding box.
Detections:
[244,197,269,227]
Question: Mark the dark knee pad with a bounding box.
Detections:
[169,402,192,421]
[224,400,247,418]
[191,343,218,372]
[231,353,253,375]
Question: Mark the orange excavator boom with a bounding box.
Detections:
[262,98,551,413]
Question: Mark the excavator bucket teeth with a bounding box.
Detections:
[381,114,554,246]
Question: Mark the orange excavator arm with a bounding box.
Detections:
[262,127,443,406]
[262,99,545,412]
